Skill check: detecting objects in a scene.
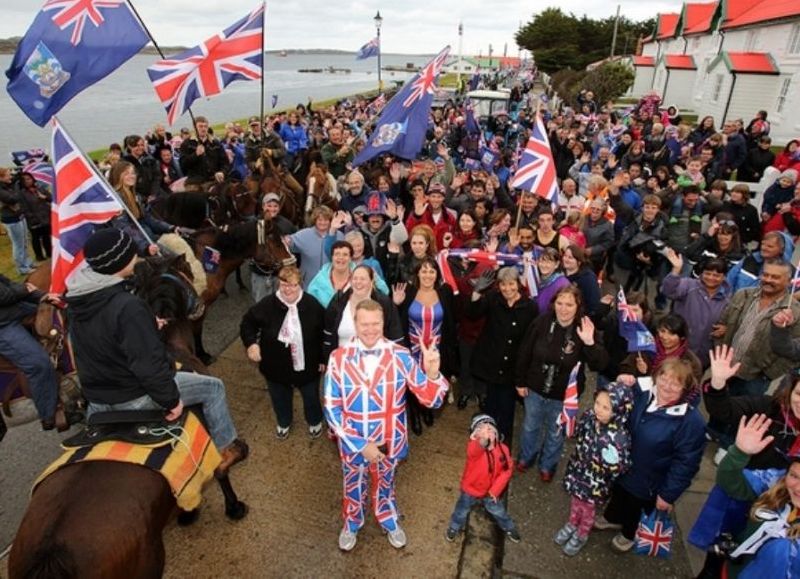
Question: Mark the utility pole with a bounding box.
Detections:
[457,21,463,93]
[610,4,620,58]
[488,43,493,69]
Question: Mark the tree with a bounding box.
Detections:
[580,62,635,105]
[516,8,654,73]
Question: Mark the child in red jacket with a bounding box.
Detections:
[445,414,520,543]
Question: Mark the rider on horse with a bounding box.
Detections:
[245,115,286,178]
[250,193,297,303]
[64,229,249,474]
[179,116,230,191]
[0,275,61,430]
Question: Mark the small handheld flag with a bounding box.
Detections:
[617,287,657,354]
[557,362,581,437]
[509,114,559,207]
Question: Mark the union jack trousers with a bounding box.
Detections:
[324,338,449,532]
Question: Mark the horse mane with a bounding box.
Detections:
[202,221,263,258]
[17,538,79,579]
[132,255,192,321]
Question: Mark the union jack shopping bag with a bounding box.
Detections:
[634,509,674,558]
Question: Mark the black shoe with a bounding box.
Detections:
[457,395,470,410]
[410,412,422,436]
[505,529,521,543]
[445,527,459,542]
[422,409,434,427]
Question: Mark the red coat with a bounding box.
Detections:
[405,206,457,249]
[460,438,514,499]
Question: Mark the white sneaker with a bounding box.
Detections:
[387,526,407,549]
[308,423,323,439]
[714,447,728,466]
[276,425,290,440]
[593,515,622,531]
[338,528,357,551]
[611,533,635,553]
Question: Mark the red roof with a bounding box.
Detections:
[656,13,681,39]
[710,51,780,73]
[633,55,655,66]
[663,54,697,69]
[721,0,800,29]
[682,2,719,35]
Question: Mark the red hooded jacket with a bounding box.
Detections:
[460,438,514,499]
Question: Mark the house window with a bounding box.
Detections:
[711,74,724,103]
[788,24,800,55]
[777,77,792,113]
[744,30,759,51]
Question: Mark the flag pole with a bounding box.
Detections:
[125,0,199,134]
[259,1,266,129]
[53,117,156,247]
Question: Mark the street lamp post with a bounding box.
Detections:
[374,11,383,91]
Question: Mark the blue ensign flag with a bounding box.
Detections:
[356,37,379,60]
[6,0,149,127]
[353,46,450,165]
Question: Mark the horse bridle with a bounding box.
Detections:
[159,271,205,321]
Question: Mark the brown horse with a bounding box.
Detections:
[8,428,247,578]
[191,218,295,362]
[256,156,305,226]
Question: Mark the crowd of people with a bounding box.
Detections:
[2,67,800,574]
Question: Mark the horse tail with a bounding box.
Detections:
[14,540,79,579]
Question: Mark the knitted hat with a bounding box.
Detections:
[779,169,798,185]
[469,413,497,435]
[83,229,137,275]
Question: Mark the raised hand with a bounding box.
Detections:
[665,248,683,271]
[392,282,407,305]
[709,344,741,390]
[385,198,398,220]
[576,316,595,345]
[470,269,496,293]
[419,340,441,378]
[485,236,499,254]
[507,227,520,249]
[735,414,775,456]
[442,232,453,249]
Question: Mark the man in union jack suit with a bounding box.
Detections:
[324,299,449,552]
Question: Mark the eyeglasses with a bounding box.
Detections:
[278,280,299,288]
[717,220,737,227]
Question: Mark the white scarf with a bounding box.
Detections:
[276,290,305,372]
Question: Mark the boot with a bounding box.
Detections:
[408,403,422,436]
[216,438,250,476]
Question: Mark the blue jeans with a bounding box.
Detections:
[87,371,238,449]
[518,391,565,474]
[250,271,278,304]
[0,318,58,420]
[448,491,516,533]
[3,219,35,273]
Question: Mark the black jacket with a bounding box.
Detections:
[468,291,538,386]
[0,275,42,326]
[66,284,179,410]
[240,293,324,385]
[721,201,761,245]
[322,289,402,360]
[179,137,230,183]
[396,284,458,376]
[515,312,608,400]
[0,181,22,223]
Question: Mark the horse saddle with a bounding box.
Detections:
[63,410,187,448]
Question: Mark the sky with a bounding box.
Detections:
[3,0,678,55]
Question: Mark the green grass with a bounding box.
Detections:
[0,229,27,280]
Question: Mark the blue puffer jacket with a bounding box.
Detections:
[618,377,706,504]
[279,123,308,155]
[726,231,794,293]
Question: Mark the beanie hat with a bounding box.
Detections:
[83,228,137,275]
[469,413,497,436]
[779,169,798,185]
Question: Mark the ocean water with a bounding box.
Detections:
[0,52,424,159]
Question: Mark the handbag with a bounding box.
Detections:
[634,509,674,558]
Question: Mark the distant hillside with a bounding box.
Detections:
[0,37,188,55]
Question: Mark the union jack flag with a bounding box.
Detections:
[147,4,264,126]
[509,114,559,206]
[403,47,450,108]
[617,286,638,323]
[22,161,56,188]
[43,0,127,46]
[556,362,581,437]
[635,511,674,558]
[367,93,386,115]
[50,117,124,294]
[791,262,800,293]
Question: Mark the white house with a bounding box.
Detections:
[630,0,800,145]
